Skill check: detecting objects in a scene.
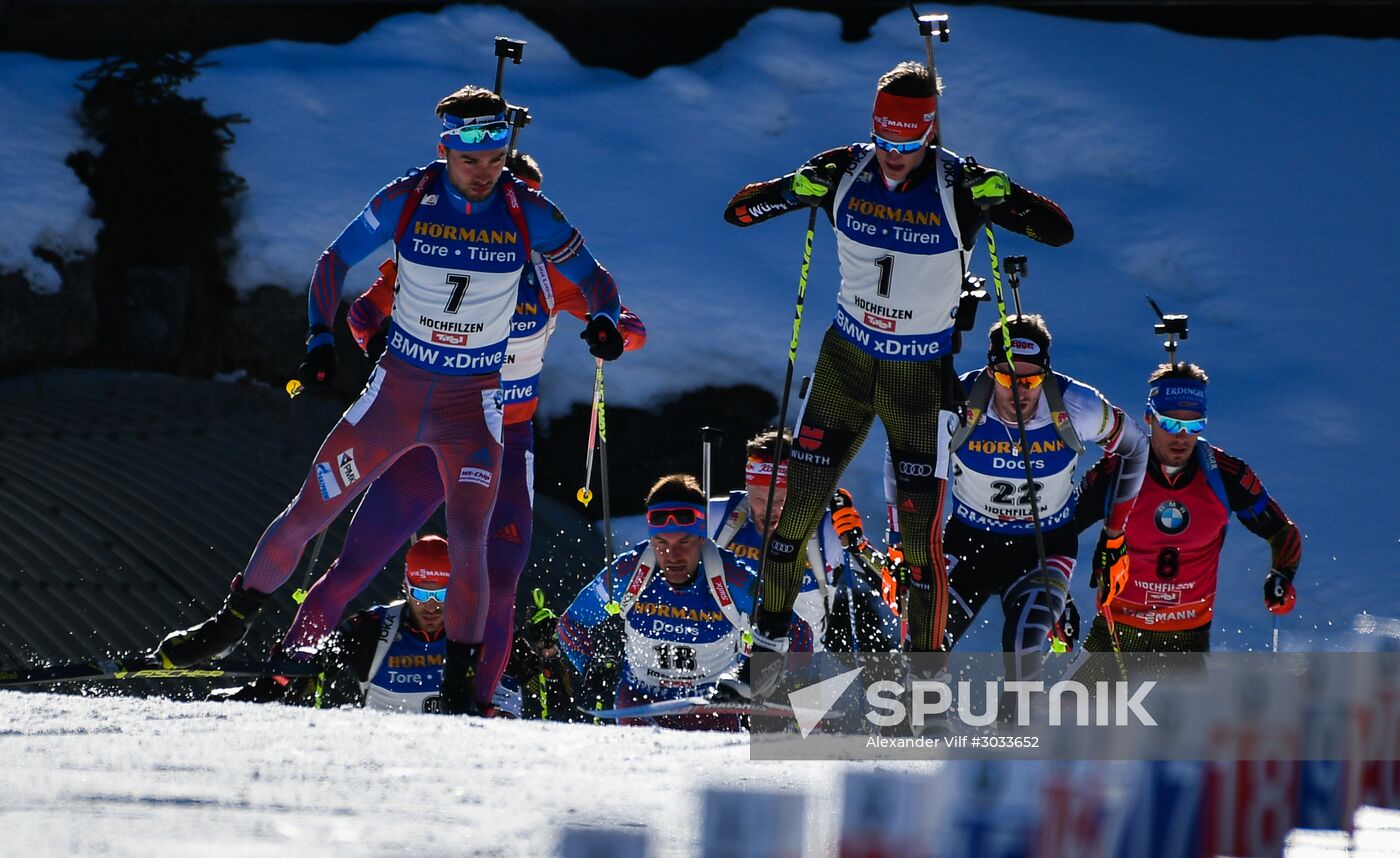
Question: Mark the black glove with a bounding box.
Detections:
[1264,568,1297,615]
[365,329,387,363]
[581,314,624,361]
[579,657,621,714]
[298,327,337,386]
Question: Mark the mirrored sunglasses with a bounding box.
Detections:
[871,129,930,154]
[1151,406,1207,435]
[442,122,510,145]
[645,507,701,528]
[408,585,447,603]
[992,369,1047,390]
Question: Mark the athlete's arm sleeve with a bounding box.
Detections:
[1217,452,1303,574]
[952,162,1074,250]
[523,195,620,324]
[1071,456,1118,536]
[319,610,383,688]
[549,267,590,321]
[723,147,855,227]
[1066,383,1148,532]
[306,182,407,348]
[345,259,397,351]
[558,569,612,675]
[558,552,638,673]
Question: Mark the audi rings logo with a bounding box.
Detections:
[898,462,934,477]
[770,540,799,557]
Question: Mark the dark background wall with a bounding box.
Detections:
[3,1,1395,74]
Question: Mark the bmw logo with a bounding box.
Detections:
[1155,500,1189,534]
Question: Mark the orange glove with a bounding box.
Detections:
[1090,531,1129,607]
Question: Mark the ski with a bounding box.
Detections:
[0,655,320,688]
[583,695,796,721]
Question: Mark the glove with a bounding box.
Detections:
[1089,530,1129,606]
[618,307,647,352]
[963,160,1011,208]
[590,613,625,661]
[297,334,336,387]
[790,164,835,207]
[580,314,624,361]
[830,488,865,547]
[365,329,387,363]
[580,657,621,716]
[1264,569,1297,615]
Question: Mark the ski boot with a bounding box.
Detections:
[712,609,789,702]
[438,641,482,715]
[155,586,270,668]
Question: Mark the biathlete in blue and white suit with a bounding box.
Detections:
[710,429,898,652]
[314,537,454,713]
[930,314,1147,681]
[559,475,813,731]
[156,84,624,716]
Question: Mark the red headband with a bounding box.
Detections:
[745,457,788,489]
[872,90,937,140]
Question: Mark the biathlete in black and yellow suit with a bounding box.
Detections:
[716,60,1073,699]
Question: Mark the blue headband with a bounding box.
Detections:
[1148,378,1207,416]
[440,113,510,152]
[646,502,708,538]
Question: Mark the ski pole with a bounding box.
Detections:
[596,359,615,563]
[1272,614,1280,653]
[577,360,603,509]
[700,426,724,508]
[755,206,819,610]
[291,525,331,605]
[977,204,1078,670]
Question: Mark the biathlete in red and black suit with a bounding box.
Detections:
[273,153,645,712]
[1071,361,1302,654]
[155,85,625,715]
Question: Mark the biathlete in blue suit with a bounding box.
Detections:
[267,153,644,713]
[156,84,625,716]
[559,474,813,731]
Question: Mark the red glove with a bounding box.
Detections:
[347,258,396,352]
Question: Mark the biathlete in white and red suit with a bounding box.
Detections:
[155,85,625,715]
[273,152,645,713]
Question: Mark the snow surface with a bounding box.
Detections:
[3,8,1400,851]
[0,690,873,857]
[2,9,1398,643]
